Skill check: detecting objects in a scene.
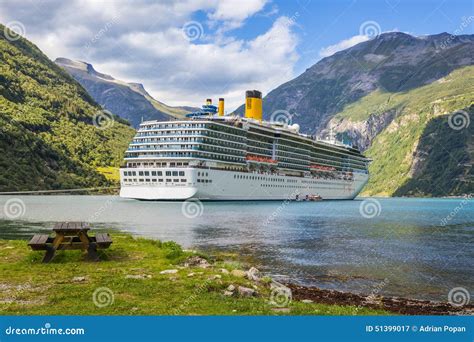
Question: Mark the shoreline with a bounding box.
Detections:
[287,284,474,315]
[0,234,471,315]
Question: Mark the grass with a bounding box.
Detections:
[0,234,388,316]
[96,166,120,182]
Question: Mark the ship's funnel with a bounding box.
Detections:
[245,90,262,121]
[206,98,212,105]
[218,98,224,116]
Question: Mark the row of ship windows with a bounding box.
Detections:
[123,178,187,183]
[127,162,189,168]
[124,171,186,177]
[121,178,213,184]
[261,184,322,189]
[233,174,298,183]
[142,123,208,130]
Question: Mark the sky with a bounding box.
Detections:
[0,0,473,111]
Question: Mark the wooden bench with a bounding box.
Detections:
[95,233,113,249]
[28,234,52,251]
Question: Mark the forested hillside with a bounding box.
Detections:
[0,24,135,191]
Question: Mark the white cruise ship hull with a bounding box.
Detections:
[119,168,368,201]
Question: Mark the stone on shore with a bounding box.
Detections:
[159,269,178,275]
[246,267,261,281]
[231,270,246,278]
[126,274,152,279]
[72,276,87,283]
[238,286,257,297]
[184,256,211,268]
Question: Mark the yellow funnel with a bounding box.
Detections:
[218,98,224,116]
[245,90,262,121]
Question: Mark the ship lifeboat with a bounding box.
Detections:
[310,164,336,171]
[246,155,278,164]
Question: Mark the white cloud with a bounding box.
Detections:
[319,34,369,58]
[0,0,296,111]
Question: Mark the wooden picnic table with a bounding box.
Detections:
[28,222,112,263]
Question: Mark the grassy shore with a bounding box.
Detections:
[0,234,388,315]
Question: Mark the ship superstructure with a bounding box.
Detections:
[119,91,370,200]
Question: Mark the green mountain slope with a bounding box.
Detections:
[332,66,474,196]
[0,25,135,191]
[55,58,195,127]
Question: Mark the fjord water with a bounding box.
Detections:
[0,196,472,301]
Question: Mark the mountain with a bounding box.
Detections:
[55,58,195,127]
[237,32,474,197]
[0,24,135,192]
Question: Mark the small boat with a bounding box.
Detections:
[307,194,322,201]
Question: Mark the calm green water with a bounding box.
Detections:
[0,195,472,301]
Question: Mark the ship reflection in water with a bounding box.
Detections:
[0,195,472,302]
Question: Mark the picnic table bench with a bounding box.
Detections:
[28,222,112,263]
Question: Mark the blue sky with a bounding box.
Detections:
[225,0,474,74]
[0,0,472,110]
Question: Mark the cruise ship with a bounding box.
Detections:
[119,90,370,201]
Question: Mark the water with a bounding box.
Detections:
[0,195,472,301]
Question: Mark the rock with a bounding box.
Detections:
[184,256,211,268]
[131,307,139,311]
[301,299,313,303]
[227,284,235,292]
[231,270,246,278]
[160,269,178,275]
[187,273,195,277]
[223,291,234,296]
[237,286,257,297]
[72,276,87,283]
[246,267,261,281]
[126,274,152,279]
[220,268,230,274]
[208,275,222,280]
